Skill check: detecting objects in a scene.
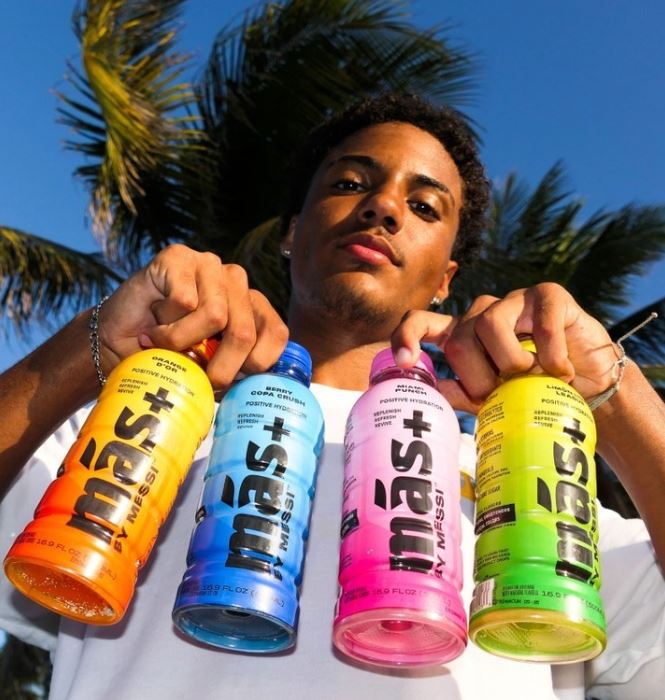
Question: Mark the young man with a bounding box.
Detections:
[1,94,663,699]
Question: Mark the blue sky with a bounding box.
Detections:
[1,0,664,370]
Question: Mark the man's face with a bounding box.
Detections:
[286,121,463,329]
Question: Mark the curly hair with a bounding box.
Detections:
[282,92,490,271]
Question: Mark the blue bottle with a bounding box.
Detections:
[172,341,324,652]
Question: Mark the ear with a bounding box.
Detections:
[280,216,297,256]
[434,259,458,301]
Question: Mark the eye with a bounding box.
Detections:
[408,200,440,220]
[333,178,365,192]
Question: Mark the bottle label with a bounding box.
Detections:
[338,378,464,625]
[5,349,215,623]
[61,351,213,561]
[176,373,324,630]
[471,375,605,632]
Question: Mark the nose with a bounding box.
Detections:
[357,187,403,234]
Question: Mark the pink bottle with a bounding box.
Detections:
[333,348,466,667]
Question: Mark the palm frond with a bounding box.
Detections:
[191,0,478,259]
[565,207,665,321]
[0,227,121,333]
[511,162,574,250]
[232,216,290,318]
[448,165,665,325]
[607,297,665,367]
[57,0,207,268]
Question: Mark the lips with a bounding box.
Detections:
[339,233,400,266]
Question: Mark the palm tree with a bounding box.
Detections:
[1,1,664,693]
[5,1,664,346]
[4,1,665,348]
[1,0,477,331]
[448,163,665,324]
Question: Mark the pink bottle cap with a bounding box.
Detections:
[370,348,435,381]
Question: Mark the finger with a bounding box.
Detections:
[240,291,289,375]
[436,378,485,414]
[390,310,458,367]
[529,284,577,381]
[473,291,537,376]
[444,319,502,401]
[96,266,176,357]
[145,245,216,324]
[206,291,288,389]
[204,266,258,391]
[146,253,229,350]
[435,295,506,400]
[149,270,200,326]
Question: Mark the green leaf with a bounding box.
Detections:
[448,165,665,330]
[191,0,478,259]
[58,0,207,267]
[0,227,121,333]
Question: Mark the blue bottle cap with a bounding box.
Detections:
[270,340,313,386]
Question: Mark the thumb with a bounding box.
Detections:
[437,378,484,415]
[391,310,458,367]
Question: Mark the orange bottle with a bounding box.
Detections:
[4,340,216,624]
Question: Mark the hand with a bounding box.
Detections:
[97,244,289,391]
[391,283,620,413]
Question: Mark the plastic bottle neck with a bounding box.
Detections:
[182,336,220,369]
[370,365,437,388]
[267,341,313,387]
[181,349,207,368]
[182,339,313,386]
[269,359,311,387]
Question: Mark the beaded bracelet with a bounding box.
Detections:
[586,312,657,411]
[89,295,110,387]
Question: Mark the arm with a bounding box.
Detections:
[0,309,98,496]
[0,244,288,498]
[391,283,665,566]
[594,360,665,567]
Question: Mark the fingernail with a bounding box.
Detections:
[138,333,154,348]
[395,347,413,367]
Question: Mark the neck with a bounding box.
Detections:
[288,303,394,390]
[310,343,388,390]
